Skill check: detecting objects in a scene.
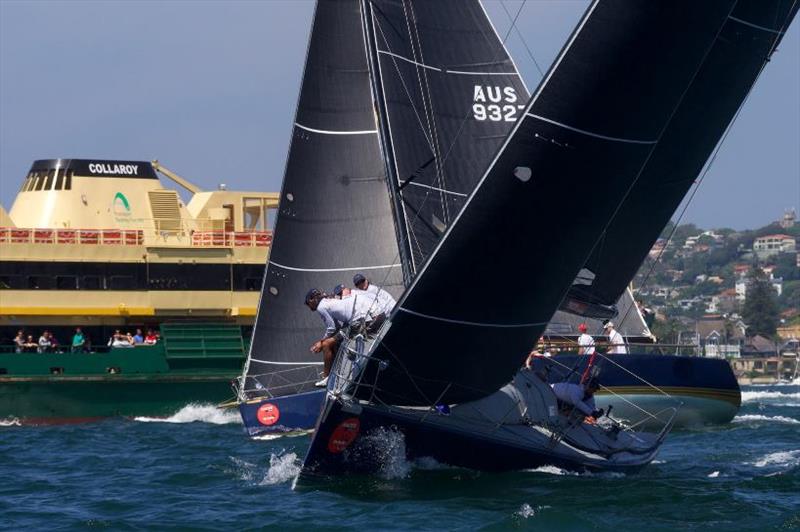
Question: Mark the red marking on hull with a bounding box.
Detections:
[327,417,361,453]
[257,403,281,426]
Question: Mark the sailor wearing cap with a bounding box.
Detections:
[603,321,628,355]
[304,286,381,387]
[577,323,595,356]
[352,273,397,315]
[551,378,604,421]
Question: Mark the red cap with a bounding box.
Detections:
[578,323,588,332]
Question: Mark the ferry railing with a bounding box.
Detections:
[0,225,272,248]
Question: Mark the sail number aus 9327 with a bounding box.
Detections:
[472,85,525,122]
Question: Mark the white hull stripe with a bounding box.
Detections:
[295,123,377,136]
[378,49,517,76]
[729,15,784,35]
[269,261,400,273]
[526,113,658,145]
[405,181,468,197]
[250,358,324,366]
[398,307,548,328]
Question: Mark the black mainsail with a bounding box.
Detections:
[562,0,800,316]
[241,0,404,398]
[241,0,527,399]
[355,1,741,406]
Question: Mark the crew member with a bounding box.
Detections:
[338,282,386,334]
[577,323,595,355]
[604,321,628,354]
[353,273,397,316]
[305,287,380,387]
[551,378,604,422]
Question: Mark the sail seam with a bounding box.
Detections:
[294,123,378,135]
[377,49,517,76]
[269,261,401,273]
[404,181,468,197]
[728,15,784,34]
[526,113,658,145]
[249,358,324,366]
[398,307,548,328]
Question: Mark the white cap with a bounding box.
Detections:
[604,321,614,329]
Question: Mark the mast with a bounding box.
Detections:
[360,0,416,286]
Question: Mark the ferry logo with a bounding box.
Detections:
[327,417,361,454]
[113,192,132,217]
[472,85,526,122]
[257,403,280,426]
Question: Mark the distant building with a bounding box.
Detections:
[696,317,746,358]
[736,275,782,301]
[753,234,796,259]
[779,208,796,229]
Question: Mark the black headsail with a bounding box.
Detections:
[364,0,529,275]
[240,0,404,398]
[356,1,740,406]
[562,0,800,317]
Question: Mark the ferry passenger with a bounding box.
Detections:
[132,329,144,345]
[144,329,158,345]
[38,331,52,353]
[24,335,38,352]
[577,323,595,355]
[71,328,86,353]
[604,322,628,355]
[14,330,25,353]
[551,379,604,422]
[353,273,397,315]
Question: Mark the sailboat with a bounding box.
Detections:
[236,0,527,435]
[300,0,799,476]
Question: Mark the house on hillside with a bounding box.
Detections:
[754,234,796,259]
[741,335,778,357]
[696,316,746,358]
[706,288,738,314]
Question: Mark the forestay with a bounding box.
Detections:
[241,0,404,398]
[562,0,800,316]
[357,1,740,406]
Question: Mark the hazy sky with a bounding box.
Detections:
[1,1,798,230]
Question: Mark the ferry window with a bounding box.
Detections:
[44,169,56,191]
[56,276,78,290]
[0,276,10,289]
[65,170,73,190]
[245,278,261,291]
[24,174,36,192]
[109,276,135,290]
[27,276,53,289]
[34,173,46,191]
[55,169,65,190]
[81,276,102,290]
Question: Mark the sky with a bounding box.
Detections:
[1,0,798,231]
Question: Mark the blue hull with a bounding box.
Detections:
[537,354,741,427]
[238,390,324,436]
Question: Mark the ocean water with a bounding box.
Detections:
[1,385,798,531]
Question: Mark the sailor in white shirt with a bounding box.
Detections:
[577,323,595,355]
[604,321,628,355]
[353,273,397,315]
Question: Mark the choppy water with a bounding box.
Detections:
[1,385,798,530]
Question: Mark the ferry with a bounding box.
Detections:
[0,159,276,423]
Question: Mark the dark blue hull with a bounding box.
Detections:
[537,354,741,426]
[300,397,655,478]
[238,390,324,436]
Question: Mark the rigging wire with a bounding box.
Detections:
[499,0,544,78]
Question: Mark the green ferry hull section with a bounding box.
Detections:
[0,323,244,423]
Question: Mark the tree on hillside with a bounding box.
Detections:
[742,265,779,338]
